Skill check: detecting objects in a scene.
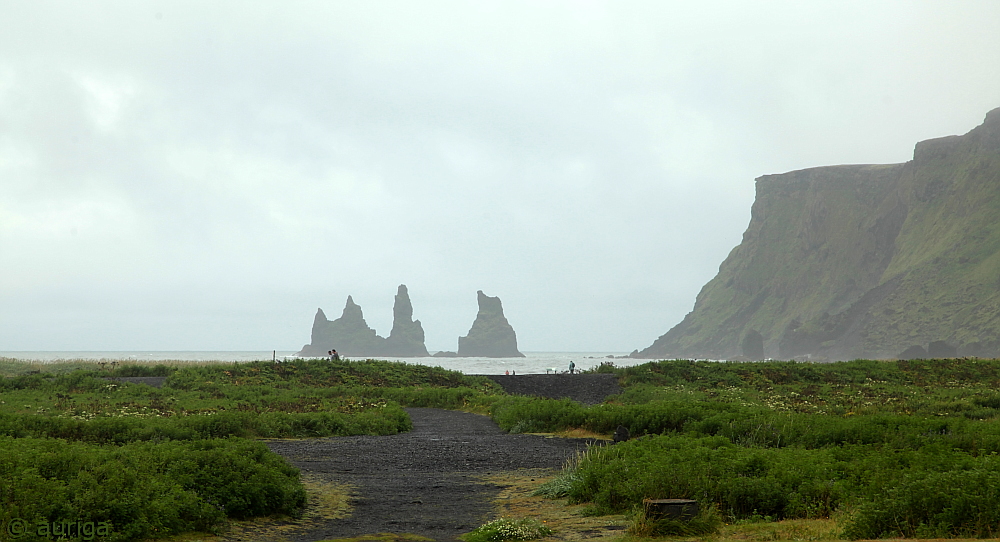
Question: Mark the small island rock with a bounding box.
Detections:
[383,285,430,357]
[297,296,380,357]
[456,290,525,358]
[296,284,430,357]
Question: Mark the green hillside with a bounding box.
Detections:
[637,107,1000,361]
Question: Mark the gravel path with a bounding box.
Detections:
[265,408,597,542]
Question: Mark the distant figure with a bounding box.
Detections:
[331,349,340,361]
[569,361,576,374]
[505,370,510,375]
[512,370,515,375]
[613,425,630,443]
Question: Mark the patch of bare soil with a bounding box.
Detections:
[260,408,598,542]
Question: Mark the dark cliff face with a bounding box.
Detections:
[457,290,525,357]
[636,107,1000,361]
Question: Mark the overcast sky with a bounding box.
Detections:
[2,1,999,352]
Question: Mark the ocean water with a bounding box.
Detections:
[0,351,647,375]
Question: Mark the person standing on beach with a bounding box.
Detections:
[331,349,340,361]
[569,361,575,374]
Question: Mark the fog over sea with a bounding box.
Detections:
[0,351,647,375]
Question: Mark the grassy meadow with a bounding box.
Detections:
[0,357,499,541]
[525,359,1000,539]
[4,356,1000,541]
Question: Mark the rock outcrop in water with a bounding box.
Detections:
[456,291,525,357]
[383,285,430,357]
[635,107,1000,361]
[296,284,429,357]
[297,296,381,357]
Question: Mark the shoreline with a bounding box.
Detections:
[0,351,644,376]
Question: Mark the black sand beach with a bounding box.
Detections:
[264,408,597,541]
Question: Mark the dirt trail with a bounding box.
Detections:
[264,408,596,542]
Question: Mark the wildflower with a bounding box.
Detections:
[462,517,553,541]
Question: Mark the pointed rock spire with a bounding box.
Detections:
[457,290,525,357]
[297,295,380,356]
[309,308,329,347]
[297,286,429,357]
[384,284,430,357]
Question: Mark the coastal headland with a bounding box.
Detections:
[636,107,1000,361]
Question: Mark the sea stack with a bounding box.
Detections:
[382,284,430,357]
[457,290,525,357]
[296,285,430,357]
[298,296,381,357]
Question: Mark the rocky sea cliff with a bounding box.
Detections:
[637,107,1000,361]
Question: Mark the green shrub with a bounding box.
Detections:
[566,436,852,518]
[490,397,585,433]
[531,472,579,499]
[843,468,1000,539]
[0,436,304,541]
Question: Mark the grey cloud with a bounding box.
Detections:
[2,1,1000,351]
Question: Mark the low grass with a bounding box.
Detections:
[0,357,220,378]
[482,470,629,541]
[0,358,502,444]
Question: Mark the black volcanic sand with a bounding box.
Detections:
[485,374,621,405]
[264,408,598,542]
